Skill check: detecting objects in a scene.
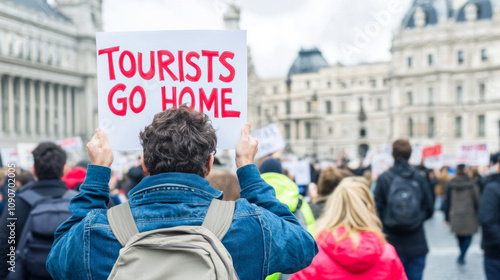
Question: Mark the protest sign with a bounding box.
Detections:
[409,145,422,166]
[282,160,311,186]
[56,137,83,154]
[371,153,394,176]
[0,148,19,167]
[423,156,443,169]
[457,143,490,166]
[422,144,442,158]
[17,143,37,170]
[96,30,247,150]
[250,123,285,159]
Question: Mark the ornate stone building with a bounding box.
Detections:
[0,0,101,149]
[257,0,500,159]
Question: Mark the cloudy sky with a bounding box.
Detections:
[102,0,413,79]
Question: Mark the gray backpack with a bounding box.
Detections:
[106,199,239,280]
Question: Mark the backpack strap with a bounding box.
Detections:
[202,199,235,240]
[62,190,79,200]
[107,201,139,247]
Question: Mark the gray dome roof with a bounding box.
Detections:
[402,0,453,28]
[288,48,329,76]
[4,0,71,22]
[456,0,500,22]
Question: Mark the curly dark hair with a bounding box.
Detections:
[32,142,67,180]
[140,105,217,177]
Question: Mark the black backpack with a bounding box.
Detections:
[7,190,78,280]
[383,171,425,232]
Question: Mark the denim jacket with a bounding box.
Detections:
[46,164,318,280]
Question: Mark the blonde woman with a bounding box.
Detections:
[290,177,407,280]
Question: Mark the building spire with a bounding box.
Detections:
[223,4,240,30]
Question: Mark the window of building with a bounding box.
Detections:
[326,100,332,114]
[327,81,331,88]
[456,85,463,103]
[407,91,413,105]
[360,128,366,138]
[377,98,383,111]
[428,54,433,66]
[370,79,377,88]
[305,122,311,139]
[458,50,464,65]
[273,86,278,94]
[274,105,278,116]
[479,83,486,101]
[54,86,59,136]
[285,100,291,114]
[428,87,434,105]
[478,115,485,137]
[455,116,462,138]
[307,101,311,113]
[329,126,333,135]
[408,57,413,68]
[62,88,67,135]
[341,101,347,113]
[481,49,488,62]
[306,81,310,89]
[428,117,435,138]
[284,123,290,140]
[44,84,49,135]
[409,118,414,138]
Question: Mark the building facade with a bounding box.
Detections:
[257,0,500,160]
[0,0,101,149]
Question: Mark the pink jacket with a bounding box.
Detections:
[290,228,407,280]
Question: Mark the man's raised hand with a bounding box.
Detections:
[235,123,258,169]
[87,128,114,168]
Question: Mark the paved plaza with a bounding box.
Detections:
[423,211,485,280]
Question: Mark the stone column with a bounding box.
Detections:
[39,82,46,136]
[19,78,26,136]
[29,80,36,135]
[66,87,73,137]
[58,85,64,137]
[7,76,14,134]
[48,83,55,137]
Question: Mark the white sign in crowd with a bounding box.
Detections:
[250,123,286,159]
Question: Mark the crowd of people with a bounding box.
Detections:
[0,105,499,280]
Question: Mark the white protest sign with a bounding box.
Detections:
[17,143,37,170]
[282,160,311,186]
[96,30,247,150]
[423,156,443,169]
[409,145,423,166]
[457,143,490,166]
[56,137,83,154]
[371,153,394,176]
[250,123,285,159]
[1,149,19,167]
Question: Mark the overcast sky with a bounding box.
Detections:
[102,0,413,79]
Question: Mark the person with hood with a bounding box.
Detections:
[260,158,316,280]
[478,153,500,279]
[442,164,480,265]
[259,158,316,234]
[290,177,407,280]
[374,139,434,280]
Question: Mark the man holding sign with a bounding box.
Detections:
[46,107,318,279]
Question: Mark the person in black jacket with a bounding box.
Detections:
[374,139,434,280]
[0,142,69,279]
[478,153,500,280]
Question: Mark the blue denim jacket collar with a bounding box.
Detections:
[128,172,223,200]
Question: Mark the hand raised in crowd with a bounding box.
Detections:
[87,128,114,168]
[235,123,258,169]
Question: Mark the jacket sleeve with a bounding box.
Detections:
[46,165,111,280]
[419,174,434,220]
[478,184,500,247]
[289,265,320,280]
[443,183,451,222]
[237,164,318,277]
[391,255,408,280]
